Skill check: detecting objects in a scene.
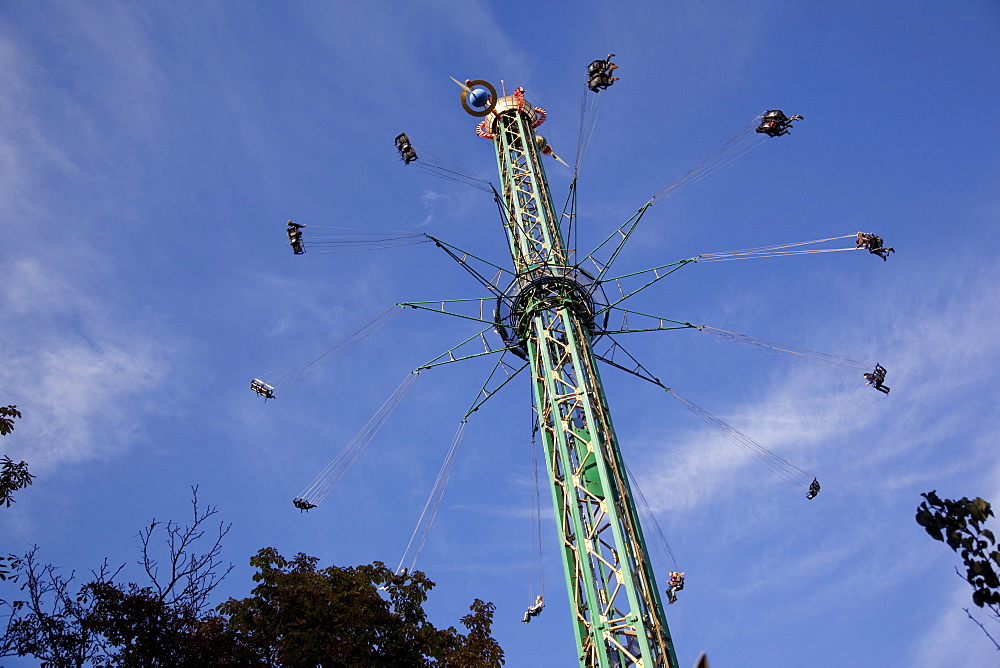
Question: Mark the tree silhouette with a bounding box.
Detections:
[917,490,1000,649]
[1,490,504,665]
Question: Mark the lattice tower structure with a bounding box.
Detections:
[484,90,679,668]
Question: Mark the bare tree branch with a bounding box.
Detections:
[964,608,1000,651]
[0,546,107,664]
[138,486,233,610]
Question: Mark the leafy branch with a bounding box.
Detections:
[0,406,33,509]
[917,490,1000,649]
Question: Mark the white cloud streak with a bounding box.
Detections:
[1,258,176,470]
[0,8,182,471]
[638,256,1000,511]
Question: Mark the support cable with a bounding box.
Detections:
[491,184,514,243]
[650,114,769,204]
[574,82,603,178]
[295,372,418,507]
[623,460,680,572]
[528,415,546,600]
[576,115,772,283]
[594,335,818,492]
[698,326,873,371]
[395,349,529,574]
[412,165,493,192]
[589,234,858,317]
[664,389,814,485]
[406,140,495,193]
[253,305,403,396]
[302,226,430,254]
[596,308,874,373]
[597,306,874,374]
[695,235,857,262]
[396,419,469,574]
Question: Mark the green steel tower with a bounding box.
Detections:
[475,84,677,668]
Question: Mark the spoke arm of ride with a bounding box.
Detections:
[560,178,579,264]
[464,352,529,417]
[577,202,653,275]
[595,258,698,314]
[418,345,512,371]
[425,235,513,277]
[602,257,698,283]
[593,336,669,389]
[602,307,699,335]
[399,299,496,325]
[415,325,510,371]
[592,202,655,284]
[425,235,514,297]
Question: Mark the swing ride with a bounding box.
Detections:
[251,56,894,667]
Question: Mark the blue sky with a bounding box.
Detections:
[2,1,999,666]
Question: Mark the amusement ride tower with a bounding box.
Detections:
[466,78,676,667]
[261,56,850,668]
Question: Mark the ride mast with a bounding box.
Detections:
[476,86,678,667]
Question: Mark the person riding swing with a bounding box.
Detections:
[292,497,317,511]
[856,231,894,260]
[756,110,804,137]
[666,572,685,604]
[394,133,418,165]
[287,220,306,255]
[864,363,890,394]
[587,54,620,92]
[522,595,544,623]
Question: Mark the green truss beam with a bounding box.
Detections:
[485,91,679,668]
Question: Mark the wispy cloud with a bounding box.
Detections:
[637,257,1000,512]
[0,9,181,471]
[421,190,443,206]
[1,259,176,470]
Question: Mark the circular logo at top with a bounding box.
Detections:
[460,80,498,117]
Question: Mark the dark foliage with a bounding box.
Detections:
[0,488,234,665]
[0,405,21,437]
[220,547,504,666]
[0,406,33,509]
[1,490,503,666]
[0,548,104,665]
[917,490,1000,648]
[1,405,32,583]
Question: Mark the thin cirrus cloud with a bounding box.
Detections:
[636,255,1000,515]
[0,25,176,471]
[0,258,176,470]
